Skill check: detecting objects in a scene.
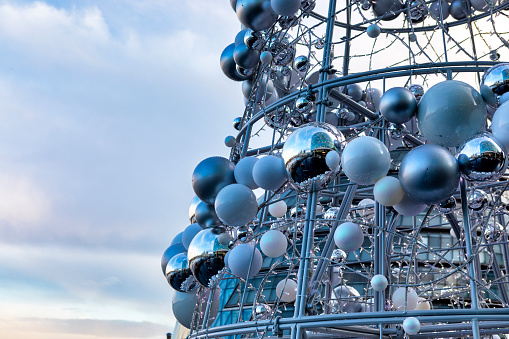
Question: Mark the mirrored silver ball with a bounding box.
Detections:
[290,204,306,218]
[467,189,490,212]
[188,229,229,287]
[290,112,306,127]
[361,0,372,10]
[407,84,424,103]
[490,50,500,61]
[481,63,509,108]
[324,206,341,220]
[244,30,265,50]
[457,132,508,182]
[237,226,254,242]
[278,65,292,77]
[279,15,299,29]
[253,304,272,320]
[408,0,428,22]
[294,55,310,73]
[301,0,316,12]
[166,252,197,292]
[295,96,314,114]
[264,106,292,129]
[388,123,406,140]
[274,46,296,67]
[331,248,347,263]
[236,66,255,77]
[314,38,325,49]
[233,117,242,130]
[437,196,457,214]
[484,222,505,242]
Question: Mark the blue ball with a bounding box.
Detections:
[366,24,381,38]
[380,87,417,124]
[252,155,288,191]
[192,156,236,204]
[234,156,259,189]
[215,184,258,226]
[182,223,203,250]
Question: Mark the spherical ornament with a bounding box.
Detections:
[399,144,460,205]
[172,232,184,246]
[228,243,263,279]
[325,150,340,170]
[161,243,186,274]
[234,43,261,69]
[218,231,234,246]
[408,0,428,22]
[324,206,341,221]
[236,65,255,77]
[189,195,201,223]
[295,96,313,114]
[330,248,347,263]
[237,226,254,242]
[260,51,273,64]
[407,83,425,103]
[372,0,403,21]
[346,84,364,102]
[192,156,236,204]
[366,24,381,38]
[362,0,372,10]
[290,204,306,218]
[233,117,242,130]
[253,303,273,320]
[268,200,287,218]
[373,176,404,206]
[341,136,391,185]
[484,222,505,242]
[333,285,362,313]
[260,230,288,257]
[449,0,470,19]
[457,133,507,182]
[234,156,259,189]
[334,222,364,252]
[252,155,288,191]
[489,50,500,61]
[437,196,456,214]
[182,223,203,249]
[415,297,431,310]
[364,87,383,111]
[276,279,298,302]
[492,101,509,151]
[166,252,197,292]
[380,87,417,124]
[235,29,250,46]
[300,0,316,12]
[394,192,428,216]
[416,80,486,147]
[244,30,265,50]
[294,55,310,73]
[236,0,279,32]
[195,201,222,228]
[242,75,274,102]
[371,274,389,291]
[172,290,199,328]
[270,0,301,16]
[278,15,299,29]
[282,122,345,190]
[403,317,421,335]
[313,38,325,49]
[429,0,450,19]
[392,287,418,311]
[215,184,258,227]
[467,189,489,212]
[225,135,237,148]
[188,228,229,287]
[388,123,406,140]
[220,43,251,81]
[481,63,509,108]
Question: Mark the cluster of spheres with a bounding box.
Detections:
[162,0,509,338]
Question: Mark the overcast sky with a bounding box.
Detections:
[0,1,245,338]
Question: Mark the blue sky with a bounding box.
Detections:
[0,1,244,337]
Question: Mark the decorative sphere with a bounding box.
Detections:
[364,88,383,111]
[331,248,347,263]
[195,201,222,228]
[260,230,288,257]
[449,0,469,20]
[215,184,258,227]
[270,0,301,16]
[407,83,425,103]
[161,243,186,274]
[276,279,298,302]
[166,252,197,292]
[408,0,428,22]
[225,135,237,148]
[492,101,509,151]
[333,285,362,313]
[182,223,203,249]
[380,87,417,124]
[228,243,263,279]
[394,192,428,216]
[295,96,313,113]
[189,195,201,223]
[346,84,364,102]
[437,196,456,214]
[268,200,287,218]
[294,55,310,73]
[481,63,509,108]
[484,222,505,242]
[341,136,391,185]
[416,80,486,147]
[282,122,345,190]
[220,43,251,81]
[244,30,265,50]
[235,28,250,46]
[366,24,381,38]
[172,290,199,328]
[234,42,261,69]
[429,0,450,19]
[470,0,489,10]
[234,156,259,189]
[403,317,421,335]
[334,222,364,252]
[260,51,273,64]
[236,0,279,32]
[374,176,404,206]
[392,287,418,310]
[252,155,288,191]
[371,274,389,291]
[192,156,236,204]
[457,133,507,182]
[233,117,242,130]
[388,123,406,140]
[372,0,403,20]
[325,150,340,170]
[324,206,341,221]
[188,228,229,287]
[242,75,274,102]
[467,189,489,212]
[399,144,460,205]
[253,303,272,320]
[415,297,431,310]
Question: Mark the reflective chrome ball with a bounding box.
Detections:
[324,206,341,221]
[295,96,313,114]
[300,0,316,12]
[195,201,222,228]
[234,43,260,69]
[189,195,201,223]
[484,222,505,242]
[220,43,252,81]
[331,248,347,263]
[314,38,325,49]
[437,196,457,214]
[236,0,278,31]
[457,133,507,182]
[408,0,428,23]
[236,65,255,77]
[467,189,489,212]
[290,204,306,218]
[282,122,345,190]
[166,252,197,292]
[253,304,272,320]
[294,55,310,73]
[244,30,265,50]
[233,117,242,130]
[407,84,424,103]
[188,229,229,287]
[481,63,509,108]
[388,123,406,140]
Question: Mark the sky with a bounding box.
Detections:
[0,1,245,338]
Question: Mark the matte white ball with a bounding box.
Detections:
[269,200,287,218]
[341,136,391,185]
[234,156,259,189]
[276,279,298,302]
[252,155,288,191]
[491,101,509,151]
[392,287,418,311]
[260,230,287,257]
[334,222,364,252]
[325,150,340,170]
[415,297,431,310]
[373,176,404,206]
[228,243,263,279]
[215,184,259,226]
[403,317,421,335]
[270,0,301,16]
[370,274,389,291]
[357,198,375,217]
